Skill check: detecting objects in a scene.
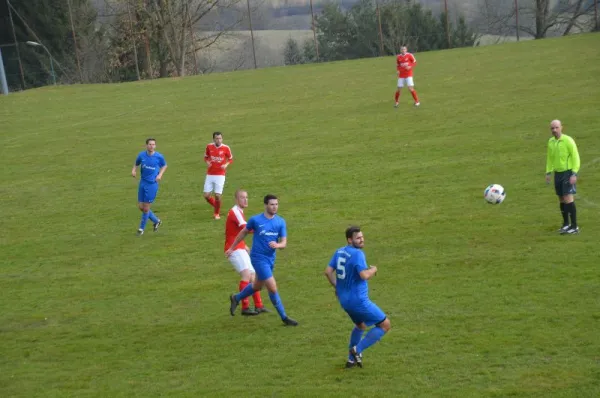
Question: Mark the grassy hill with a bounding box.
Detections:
[1,32,600,397]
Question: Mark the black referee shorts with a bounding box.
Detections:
[554,170,576,196]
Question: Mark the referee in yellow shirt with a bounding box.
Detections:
[545,120,581,234]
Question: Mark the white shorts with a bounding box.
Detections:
[397,77,414,88]
[204,175,226,194]
[228,249,255,273]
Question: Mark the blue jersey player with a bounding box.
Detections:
[324,226,391,368]
[226,194,298,326]
[131,138,167,236]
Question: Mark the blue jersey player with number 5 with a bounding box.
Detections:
[324,226,391,368]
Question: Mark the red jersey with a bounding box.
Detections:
[204,143,233,176]
[396,53,416,78]
[225,205,247,252]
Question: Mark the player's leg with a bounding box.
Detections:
[146,184,162,231]
[137,183,151,235]
[230,250,258,315]
[554,172,570,234]
[407,78,420,106]
[203,175,216,209]
[563,181,579,234]
[395,78,403,107]
[345,316,367,368]
[213,176,225,219]
[264,276,297,326]
[350,303,390,363]
[247,261,267,313]
[230,265,265,316]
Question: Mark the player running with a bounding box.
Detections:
[131,138,167,236]
[226,194,298,326]
[395,46,420,108]
[225,189,269,315]
[324,226,391,368]
[203,132,233,220]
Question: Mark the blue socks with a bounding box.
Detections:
[139,212,150,230]
[348,327,364,361]
[268,291,287,320]
[235,283,255,302]
[148,211,159,224]
[356,326,386,354]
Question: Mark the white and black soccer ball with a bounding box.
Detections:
[484,184,506,204]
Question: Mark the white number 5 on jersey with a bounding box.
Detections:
[336,257,346,280]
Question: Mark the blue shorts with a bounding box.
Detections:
[252,259,274,281]
[342,300,387,327]
[138,182,159,203]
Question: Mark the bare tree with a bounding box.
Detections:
[519,0,598,38]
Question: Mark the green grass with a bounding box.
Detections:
[1,33,600,397]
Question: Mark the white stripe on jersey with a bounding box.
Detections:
[232,205,246,227]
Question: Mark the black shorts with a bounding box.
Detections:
[554,170,576,196]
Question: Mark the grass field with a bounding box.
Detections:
[2,32,600,397]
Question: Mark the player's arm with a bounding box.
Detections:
[568,138,581,175]
[156,156,167,181]
[324,265,336,288]
[409,54,417,68]
[156,165,167,181]
[270,237,286,250]
[225,227,250,255]
[204,146,212,167]
[132,155,141,177]
[359,266,378,280]
[545,141,554,183]
[221,148,233,170]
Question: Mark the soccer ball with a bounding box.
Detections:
[484,184,506,204]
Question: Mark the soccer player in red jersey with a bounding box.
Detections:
[203,132,233,220]
[395,46,420,108]
[225,189,268,315]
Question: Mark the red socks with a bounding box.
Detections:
[394,91,400,102]
[215,199,221,215]
[253,290,264,309]
[205,197,216,207]
[411,90,419,103]
[238,281,264,310]
[239,281,250,310]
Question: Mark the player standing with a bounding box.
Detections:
[226,194,298,326]
[225,189,269,315]
[203,132,233,220]
[545,120,581,234]
[395,46,420,108]
[324,226,391,368]
[131,138,167,236]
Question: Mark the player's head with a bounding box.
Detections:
[345,226,364,249]
[400,46,407,55]
[263,194,278,216]
[145,138,156,152]
[213,132,223,146]
[235,189,248,209]
[550,120,562,138]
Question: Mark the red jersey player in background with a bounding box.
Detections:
[203,132,233,220]
[225,189,268,315]
[395,46,420,108]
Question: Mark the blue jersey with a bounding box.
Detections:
[328,246,369,306]
[135,151,167,183]
[245,213,287,265]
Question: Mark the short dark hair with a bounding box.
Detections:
[213,131,222,138]
[146,138,156,144]
[345,226,361,240]
[264,194,278,205]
